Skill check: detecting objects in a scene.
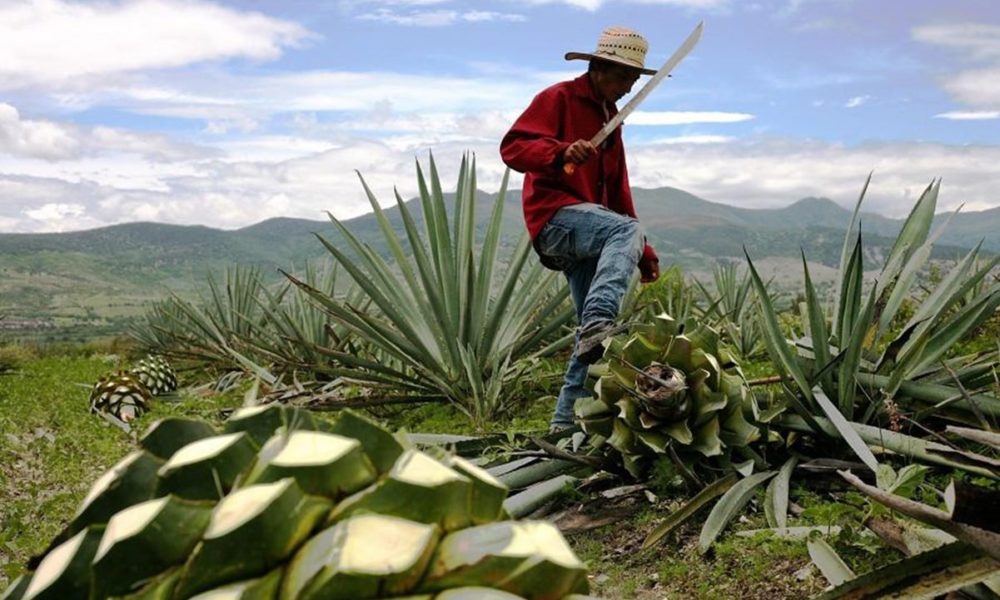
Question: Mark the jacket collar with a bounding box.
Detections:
[570,72,607,106]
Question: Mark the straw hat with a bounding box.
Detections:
[565,26,656,75]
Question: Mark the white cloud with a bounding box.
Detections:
[627,138,1000,217]
[356,8,525,26]
[5,133,1000,233]
[939,67,1000,109]
[518,0,728,10]
[24,202,85,222]
[647,134,733,144]
[0,102,215,162]
[0,0,309,90]
[76,69,561,125]
[914,23,1000,109]
[912,24,1000,62]
[935,111,1000,121]
[0,103,81,160]
[630,111,754,125]
[844,95,869,108]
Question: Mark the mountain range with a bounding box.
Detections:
[1,186,996,340]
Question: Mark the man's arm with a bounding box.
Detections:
[500,89,573,174]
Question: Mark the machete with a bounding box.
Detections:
[564,21,704,175]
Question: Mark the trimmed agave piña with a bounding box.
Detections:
[89,371,151,423]
[576,313,757,479]
[285,154,575,426]
[130,355,178,395]
[6,405,592,600]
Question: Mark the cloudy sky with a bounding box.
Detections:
[1,0,998,233]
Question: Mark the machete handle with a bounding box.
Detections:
[563,162,577,175]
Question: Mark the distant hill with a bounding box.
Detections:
[1,186,996,340]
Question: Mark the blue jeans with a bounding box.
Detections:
[535,203,643,425]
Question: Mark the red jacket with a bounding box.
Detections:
[500,73,657,264]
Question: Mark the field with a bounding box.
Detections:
[1,349,909,599]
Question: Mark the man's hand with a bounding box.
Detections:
[639,256,659,283]
[563,139,597,165]
[639,244,659,283]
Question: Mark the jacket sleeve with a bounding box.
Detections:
[500,88,571,174]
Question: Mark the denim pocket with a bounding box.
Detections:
[535,222,575,271]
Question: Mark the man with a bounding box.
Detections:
[500,26,660,432]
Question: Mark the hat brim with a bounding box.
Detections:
[565,52,656,76]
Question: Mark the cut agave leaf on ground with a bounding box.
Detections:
[433,588,528,599]
[807,538,856,586]
[242,429,377,498]
[157,432,259,500]
[175,478,331,598]
[765,456,797,530]
[283,514,439,599]
[91,496,213,598]
[445,455,508,524]
[496,459,580,491]
[223,405,317,446]
[503,474,577,518]
[186,567,282,600]
[421,520,588,599]
[946,425,1000,451]
[779,416,999,480]
[23,526,103,600]
[328,450,473,531]
[698,470,776,554]
[70,450,163,534]
[816,542,997,600]
[139,417,218,460]
[642,473,738,551]
[321,409,405,474]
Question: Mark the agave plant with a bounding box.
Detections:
[285,155,575,426]
[621,264,698,324]
[131,267,272,371]
[235,260,367,381]
[694,262,769,361]
[746,178,1000,464]
[575,313,757,480]
[7,406,591,600]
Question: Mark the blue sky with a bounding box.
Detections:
[1,0,998,232]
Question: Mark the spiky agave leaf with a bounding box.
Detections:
[746,178,1000,432]
[579,314,756,479]
[89,371,151,423]
[284,154,575,427]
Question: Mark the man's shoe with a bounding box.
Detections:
[548,422,573,435]
[574,320,628,364]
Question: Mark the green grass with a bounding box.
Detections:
[570,504,827,599]
[0,354,245,589]
[0,350,980,598]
